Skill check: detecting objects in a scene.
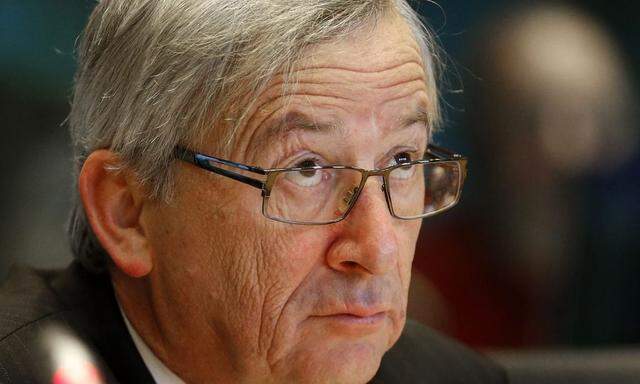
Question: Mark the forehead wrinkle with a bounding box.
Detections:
[291,59,423,76]
[256,90,355,116]
[380,94,432,138]
[246,51,426,126]
[257,79,353,107]
[254,57,423,103]
[240,103,290,162]
[383,88,427,109]
[251,95,349,141]
[289,62,428,106]
[302,29,424,72]
[374,74,425,90]
[255,64,425,108]
[260,77,345,92]
[247,76,357,128]
[235,34,428,162]
[237,87,351,160]
[288,62,426,94]
[244,103,345,159]
[243,86,429,159]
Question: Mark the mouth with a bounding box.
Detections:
[310,310,388,335]
[326,312,386,324]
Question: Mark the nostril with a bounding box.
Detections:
[341,261,359,269]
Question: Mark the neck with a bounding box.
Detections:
[109,267,245,383]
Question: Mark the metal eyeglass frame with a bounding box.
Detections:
[174,144,468,225]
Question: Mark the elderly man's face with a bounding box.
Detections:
[144,15,429,383]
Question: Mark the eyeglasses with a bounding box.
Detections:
[174,144,467,225]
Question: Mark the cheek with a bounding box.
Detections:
[254,225,333,320]
[143,174,277,331]
[148,178,336,344]
[397,220,421,279]
[396,220,422,268]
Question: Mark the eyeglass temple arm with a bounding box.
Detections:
[175,147,265,190]
[427,144,464,159]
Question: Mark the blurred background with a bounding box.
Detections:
[1,0,638,354]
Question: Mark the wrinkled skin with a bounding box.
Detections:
[113,14,430,384]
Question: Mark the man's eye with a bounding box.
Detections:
[297,159,319,175]
[389,151,417,180]
[285,159,325,187]
[391,152,413,166]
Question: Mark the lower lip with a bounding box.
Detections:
[314,312,387,333]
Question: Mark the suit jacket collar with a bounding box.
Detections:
[50,262,155,383]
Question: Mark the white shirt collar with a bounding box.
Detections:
[117,302,186,384]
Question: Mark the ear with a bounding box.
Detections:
[78,150,153,278]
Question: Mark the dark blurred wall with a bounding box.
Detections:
[1,1,93,278]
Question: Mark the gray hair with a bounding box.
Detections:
[67,0,443,272]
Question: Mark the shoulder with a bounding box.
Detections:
[0,265,67,341]
[0,263,151,384]
[0,265,71,383]
[374,319,508,384]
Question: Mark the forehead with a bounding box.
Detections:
[302,14,423,72]
[233,15,429,158]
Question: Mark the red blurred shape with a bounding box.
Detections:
[52,362,103,384]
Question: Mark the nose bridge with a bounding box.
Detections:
[360,168,388,193]
[348,170,388,218]
[363,168,387,178]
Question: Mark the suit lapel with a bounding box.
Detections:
[50,263,155,383]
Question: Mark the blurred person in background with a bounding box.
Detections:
[407,2,639,348]
[0,1,507,383]
[470,3,639,345]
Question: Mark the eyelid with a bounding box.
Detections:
[274,139,425,169]
[282,152,329,168]
[381,146,421,168]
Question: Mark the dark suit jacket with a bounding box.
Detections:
[0,263,507,383]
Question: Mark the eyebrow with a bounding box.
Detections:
[401,105,431,130]
[265,111,343,138]
[256,105,431,149]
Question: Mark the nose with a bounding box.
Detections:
[325,177,399,276]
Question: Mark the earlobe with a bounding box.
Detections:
[78,150,153,278]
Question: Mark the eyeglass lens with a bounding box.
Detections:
[387,161,461,219]
[264,162,461,223]
[265,168,363,223]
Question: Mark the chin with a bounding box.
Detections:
[279,335,388,384]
